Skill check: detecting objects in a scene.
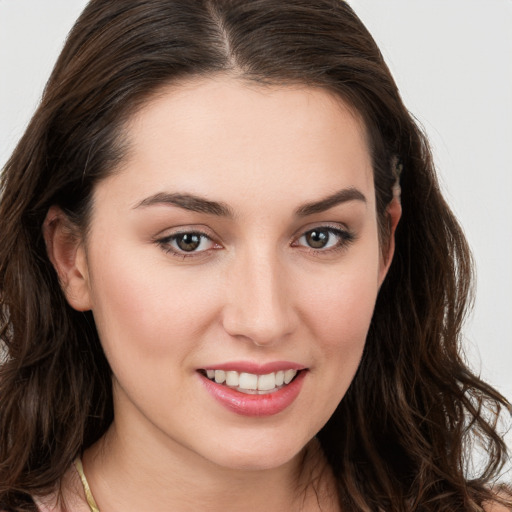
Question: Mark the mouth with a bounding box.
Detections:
[198,368,302,395]
[198,365,307,416]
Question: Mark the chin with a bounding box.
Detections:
[201,434,310,472]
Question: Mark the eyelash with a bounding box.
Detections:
[155,225,355,259]
[156,230,219,259]
[292,226,356,255]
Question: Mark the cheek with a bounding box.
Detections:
[299,257,380,390]
[86,244,220,368]
[302,262,380,347]
[285,266,379,439]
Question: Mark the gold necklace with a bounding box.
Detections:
[74,458,101,512]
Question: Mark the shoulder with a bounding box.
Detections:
[484,504,511,512]
[483,493,512,512]
[32,460,90,512]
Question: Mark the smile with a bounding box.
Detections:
[202,369,299,394]
[198,364,307,416]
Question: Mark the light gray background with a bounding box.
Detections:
[1,0,511,460]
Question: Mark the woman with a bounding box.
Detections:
[0,1,510,510]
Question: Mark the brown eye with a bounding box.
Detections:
[305,229,330,249]
[295,226,354,251]
[175,233,202,252]
[158,231,217,256]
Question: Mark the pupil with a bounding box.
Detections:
[177,234,201,251]
[306,229,328,248]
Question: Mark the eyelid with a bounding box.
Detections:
[290,221,351,240]
[153,223,216,239]
[291,223,356,253]
[153,222,356,260]
[153,226,222,259]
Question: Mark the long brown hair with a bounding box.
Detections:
[0,1,510,510]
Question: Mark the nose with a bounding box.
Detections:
[221,248,297,346]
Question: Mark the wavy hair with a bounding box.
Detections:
[0,0,510,510]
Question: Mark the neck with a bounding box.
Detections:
[81,421,337,512]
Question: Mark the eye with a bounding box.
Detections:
[157,231,219,257]
[295,226,354,251]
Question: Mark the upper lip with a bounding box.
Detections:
[200,361,306,375]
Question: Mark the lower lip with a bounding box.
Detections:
[199,371,306,417]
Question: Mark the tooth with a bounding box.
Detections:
[283,369,297,384]
[239,372,258,390]
[257,372,276,391]
[225,371,239,387]
[214,370,226,384]
[213,368,298,388]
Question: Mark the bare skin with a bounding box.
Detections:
[33,439,338,512]
[45,77,400,511]
[41,76,509,512]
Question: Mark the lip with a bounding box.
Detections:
[199,368,307,417]
[202,361,306,375]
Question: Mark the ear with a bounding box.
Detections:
[378,196,402,287]
[43,206,92,311]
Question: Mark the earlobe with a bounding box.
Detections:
[378,196,402,286]
[43,206,92,311]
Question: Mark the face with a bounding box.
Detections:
[55,77,397,471]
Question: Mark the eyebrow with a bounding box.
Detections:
[133,187,366,217]
[133,192,234,217]
[294,187,367,216]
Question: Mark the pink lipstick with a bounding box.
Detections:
[198,362,306,417]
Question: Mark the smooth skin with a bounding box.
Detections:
[45,77,401,511]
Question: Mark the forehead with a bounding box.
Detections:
[99,76,374,213]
